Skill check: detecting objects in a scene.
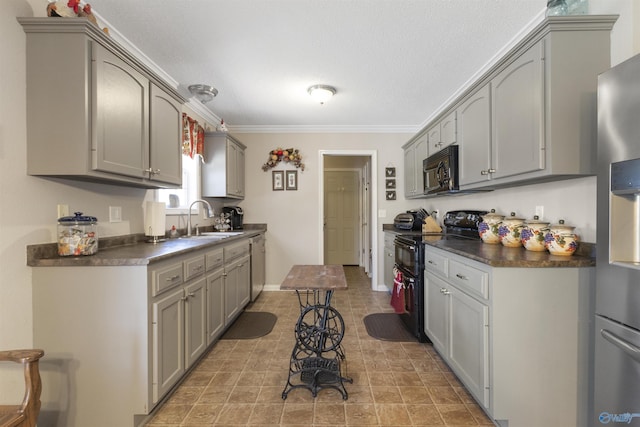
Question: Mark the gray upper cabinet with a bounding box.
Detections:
[458,85,492,186]
[490,43,544,182]
[426,111,457,155]
[201,133,246,199]
[403,132,428,198]
[150,83,183,185]
[404,15,617,196]
[19,18,184,189]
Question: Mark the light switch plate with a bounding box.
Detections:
[109,206,122,223]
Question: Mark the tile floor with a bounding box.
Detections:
[145,266,494,426]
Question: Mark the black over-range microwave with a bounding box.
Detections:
[423,144,459,195]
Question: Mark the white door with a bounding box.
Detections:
[324,170,360,265]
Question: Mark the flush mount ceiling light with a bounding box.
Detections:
[188,84,218,103]
[308,84,336,104]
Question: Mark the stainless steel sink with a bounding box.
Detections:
[199,231,244,237]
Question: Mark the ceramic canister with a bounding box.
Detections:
[478,209,504,244]
[545,219,579,256]
[498,212,525,248]
[521,215,550,252]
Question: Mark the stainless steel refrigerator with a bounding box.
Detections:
[594,53,640,426]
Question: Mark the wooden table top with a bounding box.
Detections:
[280,265,347,290]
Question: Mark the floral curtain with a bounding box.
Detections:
[182,113,204,159]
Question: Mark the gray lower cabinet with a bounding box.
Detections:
[31,237,255,427]
[206,248,225,345]
[19,18,184,189]
[423,245,593,426]
[151,254,207,403]
[223,241,251,324]
[383,233,395,290]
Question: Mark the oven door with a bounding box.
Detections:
[394,237,417,273]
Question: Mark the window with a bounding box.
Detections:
[157,155,200,215]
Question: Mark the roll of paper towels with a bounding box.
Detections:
[145,201,166,237]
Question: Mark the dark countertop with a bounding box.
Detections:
[27,224,267,267]
[383,224,595,268]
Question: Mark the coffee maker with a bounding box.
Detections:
[222,206,244,230]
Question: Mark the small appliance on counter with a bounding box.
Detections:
[393,209,429,231]
[222,206,244,230]
[57,212,98,256]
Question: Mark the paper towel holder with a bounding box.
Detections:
[145,201,167,244]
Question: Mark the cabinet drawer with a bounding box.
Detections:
[424,249,448,278]
[152,263,183,296]
[224,241,250,262]
[206,248,224,271]
[448,260,488,300]
[184,255,206,281]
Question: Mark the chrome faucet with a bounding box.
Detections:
[187,200,215,236]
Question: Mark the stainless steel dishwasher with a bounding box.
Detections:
[249,234,265,301]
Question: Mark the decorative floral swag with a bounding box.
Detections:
[262,148,305,171]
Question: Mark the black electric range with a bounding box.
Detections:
[393,210,486,342]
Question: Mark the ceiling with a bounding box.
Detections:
[88,0,548,133]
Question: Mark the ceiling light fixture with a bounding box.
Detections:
[188,84,218,103]
[308,84,336,104]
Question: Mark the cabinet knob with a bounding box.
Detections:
[481,170,489,175]
[488,168,496,174]
[442,289,451,295]
[455,273,467,280]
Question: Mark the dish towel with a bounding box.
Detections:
[390,267,405,313]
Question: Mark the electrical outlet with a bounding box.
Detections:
[535,205,544,219]
[109,206,122,223]
[57,204,69,218]
[378,209,387,218]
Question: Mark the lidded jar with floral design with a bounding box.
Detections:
[499,212,525,247]
[478,209,503,244]
[521,215,550,252]
[545,219,579,256]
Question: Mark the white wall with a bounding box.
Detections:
[0,0,636,403]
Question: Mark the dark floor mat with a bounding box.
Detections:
[363,313,417,342]
[221,311,277,339]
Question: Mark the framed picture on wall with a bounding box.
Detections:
[385,167,396,178]
[386,179,396,189]
[286,170,298,190]
[272,171,284,191]
[386,190,396,200]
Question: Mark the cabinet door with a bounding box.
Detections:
[440,111,457,147]
[424,273,449,353]
[92,43,149,178]
[237,255,251,309]
[427,124,442,154]
[413,134,428,197]
[449,287,490,409]
[185,277,207,368]
[152,287,184,403]
[226,139,245,198]
[403,144,416,197]
[458,85,492,186]
[492,43,544,180]
[384,245,395,290]
[150,83,182,185]
[224,263,240,325]
[206,267,225,345]
[235,144,245,197]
